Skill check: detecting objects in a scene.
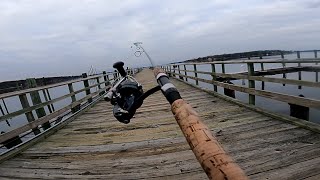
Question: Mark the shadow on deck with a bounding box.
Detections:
[0,69,320,179]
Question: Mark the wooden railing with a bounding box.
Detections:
[0,68,135,153]
[161,58,320,122]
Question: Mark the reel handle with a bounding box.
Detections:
[113,61,127,77]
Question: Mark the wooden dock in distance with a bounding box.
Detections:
[0,69,320,179]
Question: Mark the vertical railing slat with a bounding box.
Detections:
[82,73,92,103]
[211,64,217,92]
[184,65,188,82]
[247,63,255,105]
[193,64,198,85]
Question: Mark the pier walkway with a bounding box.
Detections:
[0,69,320,179]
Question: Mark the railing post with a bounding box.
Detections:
[281,51,284,59]
[260,63,264,71]
[82,73,92,103]
[169,65,172,77]
[297,51,301,67]
[193,64,199,85]
[96,76,105,96]
[315,50,318,65]
[103,71,110,86]
[221,63,226,74]
[26,78,51,130]
[126,67,130,75]
[247,63,255,105]
[184,65,188,82]
[259,51,263,59]
[68,83,80,113]
[211,64,217,92]
[178,65,183,80]
[18,93,41,135]
[96,77,101,90]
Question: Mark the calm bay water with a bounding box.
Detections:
[183,52,320,123]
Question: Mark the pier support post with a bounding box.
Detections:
[1,131,22,149]
[18,93,41,135]
[26,78,51,130]
[193,64,199,85]
[82,73,92,103]
[289,95,309,120]
[247,63,255,105]
[224,81,235,98]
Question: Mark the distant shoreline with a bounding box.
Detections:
[0,76,81,94]
[176,50,293,64]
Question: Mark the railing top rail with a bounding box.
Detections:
[0,73,114,99]
[170,58,320,66]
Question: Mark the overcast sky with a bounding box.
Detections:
[0,0,319,81]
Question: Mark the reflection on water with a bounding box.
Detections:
[182,52,320,123]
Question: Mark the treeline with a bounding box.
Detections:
[182,50,293,63]
[0,76,81,94]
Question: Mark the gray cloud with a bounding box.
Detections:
[0,0,319,81]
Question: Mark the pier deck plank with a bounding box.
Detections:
[0,69,320,179]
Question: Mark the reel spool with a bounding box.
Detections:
[105,61,159,124]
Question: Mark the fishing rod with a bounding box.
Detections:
[104,43,247,180]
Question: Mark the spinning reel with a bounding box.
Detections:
[104,61,160,124]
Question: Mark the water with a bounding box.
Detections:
[181,52,320,123]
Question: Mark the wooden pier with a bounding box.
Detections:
[1,59,320,179]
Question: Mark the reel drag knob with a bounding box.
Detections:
[113,61,127,77]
